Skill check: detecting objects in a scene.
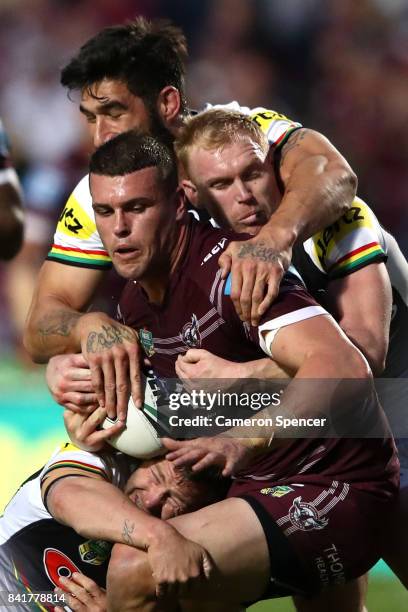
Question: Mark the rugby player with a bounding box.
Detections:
[0,416,229,612]
[173,108,408,593]
[23,17,358,423]
[0,117,24,260]
[75,129,398,611]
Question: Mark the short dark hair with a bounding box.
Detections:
[89,130,178,193]
[61,16,188,113]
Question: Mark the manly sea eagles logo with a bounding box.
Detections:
[289,496,329,531]
[181,314,201,348]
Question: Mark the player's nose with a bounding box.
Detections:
[94,117,116,148]
[143,486,167,516]
[235,179,252,203]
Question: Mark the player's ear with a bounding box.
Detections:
[157,86,181,124]
[175,186,188,220]
[181,179,200,207]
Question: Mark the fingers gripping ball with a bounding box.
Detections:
[102,374,165,458]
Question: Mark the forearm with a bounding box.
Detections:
[237,358,292,379]
[48,478,171,549]
[229,348,371,444]
[23,261,106,362]
[24,296,84,362]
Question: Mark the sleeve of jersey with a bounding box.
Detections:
[204,101,302,148]
[40,443,109,484]
[40,443,111,511]
[252,275,328,357]
[303,197,387,280]
[47,175,112,269]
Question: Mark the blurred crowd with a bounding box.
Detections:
[1,0,408,360]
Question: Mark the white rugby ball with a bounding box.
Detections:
[102,375,165,459]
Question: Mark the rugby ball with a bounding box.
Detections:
[101,375,165,459]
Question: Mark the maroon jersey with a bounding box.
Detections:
[119,217,398,498]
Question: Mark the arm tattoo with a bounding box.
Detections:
[38,311,81,338]
[238,242,280,264]
[122,519,135,546]
[86,324,136,353]
[279,128,307,167]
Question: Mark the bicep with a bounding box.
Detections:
[279,129,353,185]
[32,261,106,312]
[266,312,359,375]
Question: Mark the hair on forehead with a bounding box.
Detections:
[89,129,178,190]
[175,109,269,172]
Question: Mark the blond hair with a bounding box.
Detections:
[175,109,268,174]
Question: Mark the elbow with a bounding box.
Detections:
[364,347,387,377]
[342,344,373,381]
[23,320,47,364]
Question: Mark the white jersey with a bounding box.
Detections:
[0,444,132,600]
[47,102,301,268]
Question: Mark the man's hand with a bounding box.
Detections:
[55,572,106,612]
[63,407,124,452]
[77,312,142,421]
[163,436,260,477]
[147,525,212,598]
[218,231,292,326]
[175,349,244,393]
[46,354,98,414]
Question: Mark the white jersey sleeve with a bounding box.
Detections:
[47,175,111,269]
[0,444,126,545]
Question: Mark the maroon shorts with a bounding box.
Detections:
[228,478,390,599]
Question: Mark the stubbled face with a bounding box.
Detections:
[80,79,153,148]
[125,458,209,520]
[187,138,281,235]
[91,167,178,280]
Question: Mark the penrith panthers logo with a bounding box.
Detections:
[181,314,201,348]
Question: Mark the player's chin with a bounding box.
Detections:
[113,258,144,280]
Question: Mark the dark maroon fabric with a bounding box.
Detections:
[118,217,399,499]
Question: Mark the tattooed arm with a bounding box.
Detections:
[24,261,105,360]
[219,128,357,325]
[24,261,141,420]
[47,469,213,593]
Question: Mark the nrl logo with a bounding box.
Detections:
[78,540,112,565]
[139,328,155,357]
[289,496,329,531]
[181,314,201,348]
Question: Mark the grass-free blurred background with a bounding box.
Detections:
[0,1,407,608]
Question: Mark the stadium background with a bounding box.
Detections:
[0,0,407,608]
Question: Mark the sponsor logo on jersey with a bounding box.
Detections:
[288,496,329,531]
[250,110,292,132]
[201,238,227,266]
[79,539,112,565]
[260,485,294,498]
[56,195,96,239]
[315,543,345,586]
[181,314,201,348]
[139,328,155,357]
